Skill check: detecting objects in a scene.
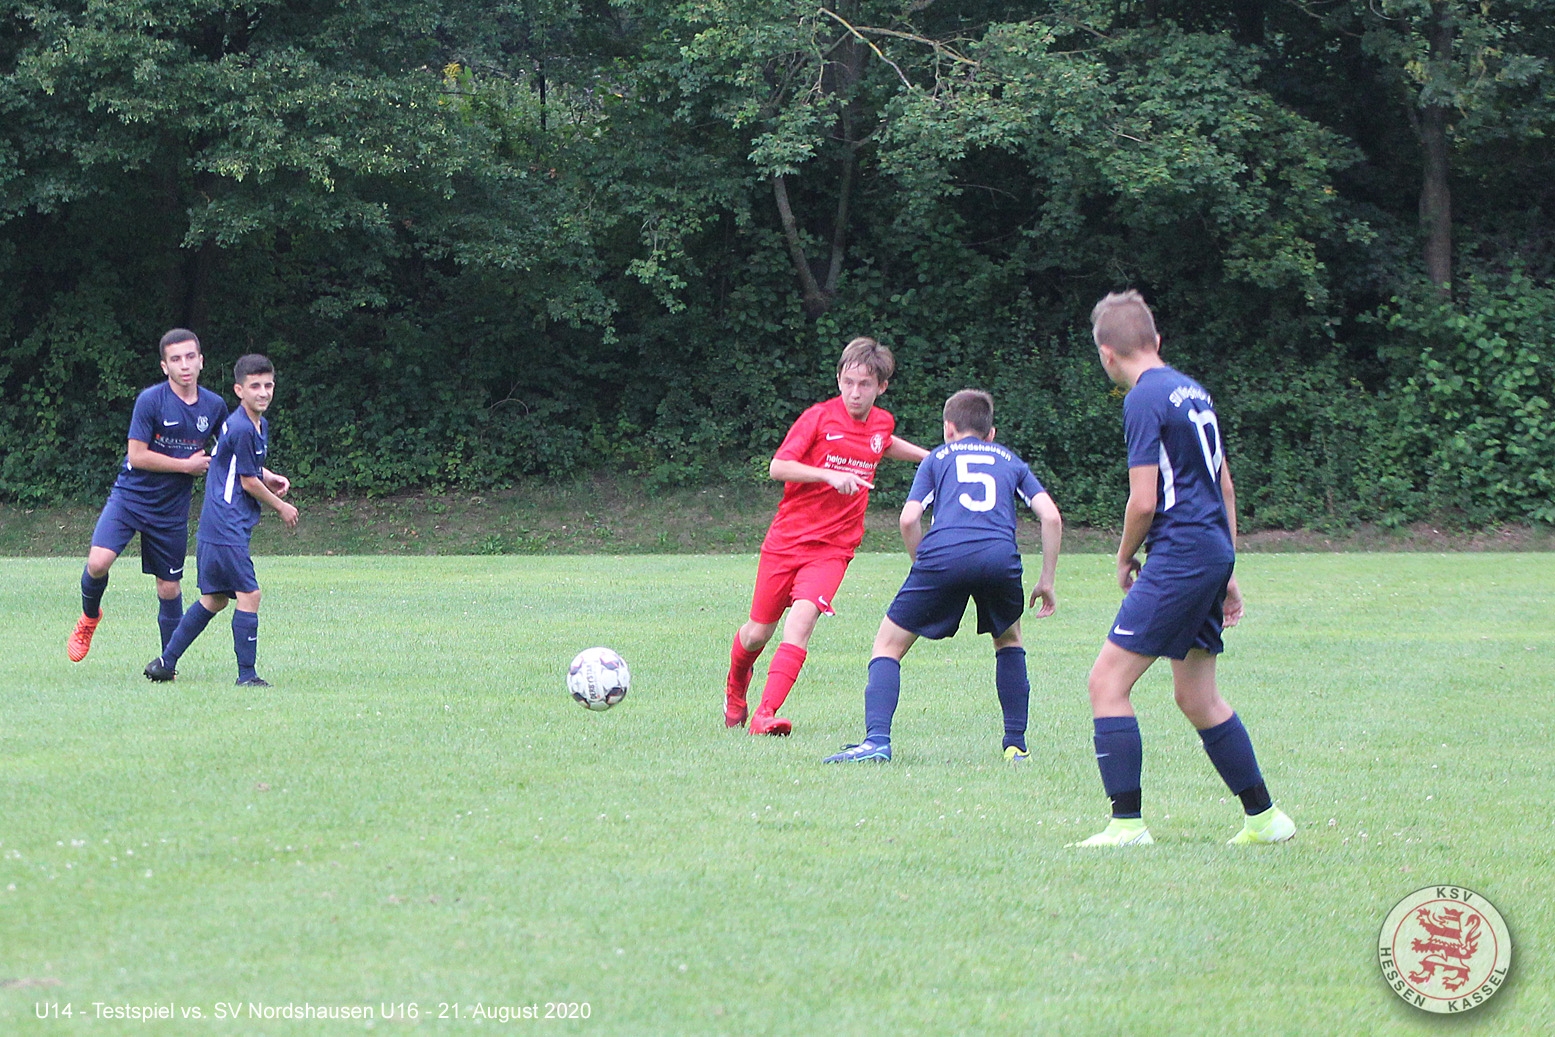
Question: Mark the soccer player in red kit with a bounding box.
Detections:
[725,337,928,735]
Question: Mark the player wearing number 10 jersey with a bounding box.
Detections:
[824,390,1063,763]
[1076,291,1294,848]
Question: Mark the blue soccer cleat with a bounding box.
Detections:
[823,741,891,763]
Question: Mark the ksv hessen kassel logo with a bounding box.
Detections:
[870,433,884,454]
[1378,885,1511,1014]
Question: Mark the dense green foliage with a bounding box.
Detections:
[1,1,1551,526]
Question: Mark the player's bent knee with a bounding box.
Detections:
[739,620,778,651]
[86,547,117,578]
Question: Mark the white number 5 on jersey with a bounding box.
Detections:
[955,454,998,512]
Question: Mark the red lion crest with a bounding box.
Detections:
[1406,907,1482,992]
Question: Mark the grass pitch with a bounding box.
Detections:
[2,553,1551,1035]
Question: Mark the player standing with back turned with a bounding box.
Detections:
[723,337,928,735]
[1077,291,1295,847]
[822,389,1062,763]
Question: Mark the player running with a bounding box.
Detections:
[68,329,227,663]
[823,390,1062,763]
[145,354,298,686]
[724,337,928,735]
[1076,291,1294,847]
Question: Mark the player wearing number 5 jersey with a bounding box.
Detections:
[723,337,928,736]
[824,390,1062,763]
[1076,291,1294,848]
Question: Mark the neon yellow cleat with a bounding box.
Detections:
[1003,746,1030,763]
[1071,817,1154,847]
[1228,807,1296,845]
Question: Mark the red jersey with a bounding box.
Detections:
[761,396,896,556]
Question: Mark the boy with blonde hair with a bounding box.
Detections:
[724,338,928,735]
[1078,291,1294,847]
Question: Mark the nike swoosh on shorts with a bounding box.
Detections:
[1113,626,1134,636]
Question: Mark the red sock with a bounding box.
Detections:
[757,643,807,715]
[727,634,763,702]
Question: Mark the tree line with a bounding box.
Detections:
[1,0,1551,527]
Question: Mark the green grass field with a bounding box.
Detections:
[2,553,1551,1035]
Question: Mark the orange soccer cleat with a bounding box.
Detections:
[67,612,102,662]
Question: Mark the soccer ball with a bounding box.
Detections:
[567,647,630,711]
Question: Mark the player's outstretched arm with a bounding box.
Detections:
[1027,492,1062,617]
[885,437,928,463]
[769,458,873,495]
[1117,465,1157,591]
[127,439,210,476]
[898,500,925,561]
[240,474,299,529]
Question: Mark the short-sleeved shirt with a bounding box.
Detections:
[198,407,268,547]
[761,396,896,556]
[1123,365,1234,564]
[108,383,228,519]
[907,437,1045,566]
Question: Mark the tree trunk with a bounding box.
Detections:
[771,175,830,319]
[1419,1,1453,295]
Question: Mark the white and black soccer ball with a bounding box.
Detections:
[567,647,630,711]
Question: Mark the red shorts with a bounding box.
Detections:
[749,549,853,624]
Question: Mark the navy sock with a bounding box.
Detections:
[863,656,901,745]
[233,609,259,681]
[994,646,1029,751]
[81,568,109,619]
[1093,716,1143,818]
[1198,713,1268,814]
[158,594,183,651]
[162,602,217,667]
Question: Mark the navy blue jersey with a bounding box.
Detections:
[109,383,228,517]
[908,437,1045,564]
[1123,366,1234,564]
[198,408,268,547]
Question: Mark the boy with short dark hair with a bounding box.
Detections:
[823,389,1062,762]
[145,354,298,686]
[69,329,227,662]
[1076,291,1294,847]
[724,337,928,735]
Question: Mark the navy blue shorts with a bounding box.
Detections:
[1108,559,1234,660]
[196,540,259,596]
[886,548,1025,640]
[91,497,189,582]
